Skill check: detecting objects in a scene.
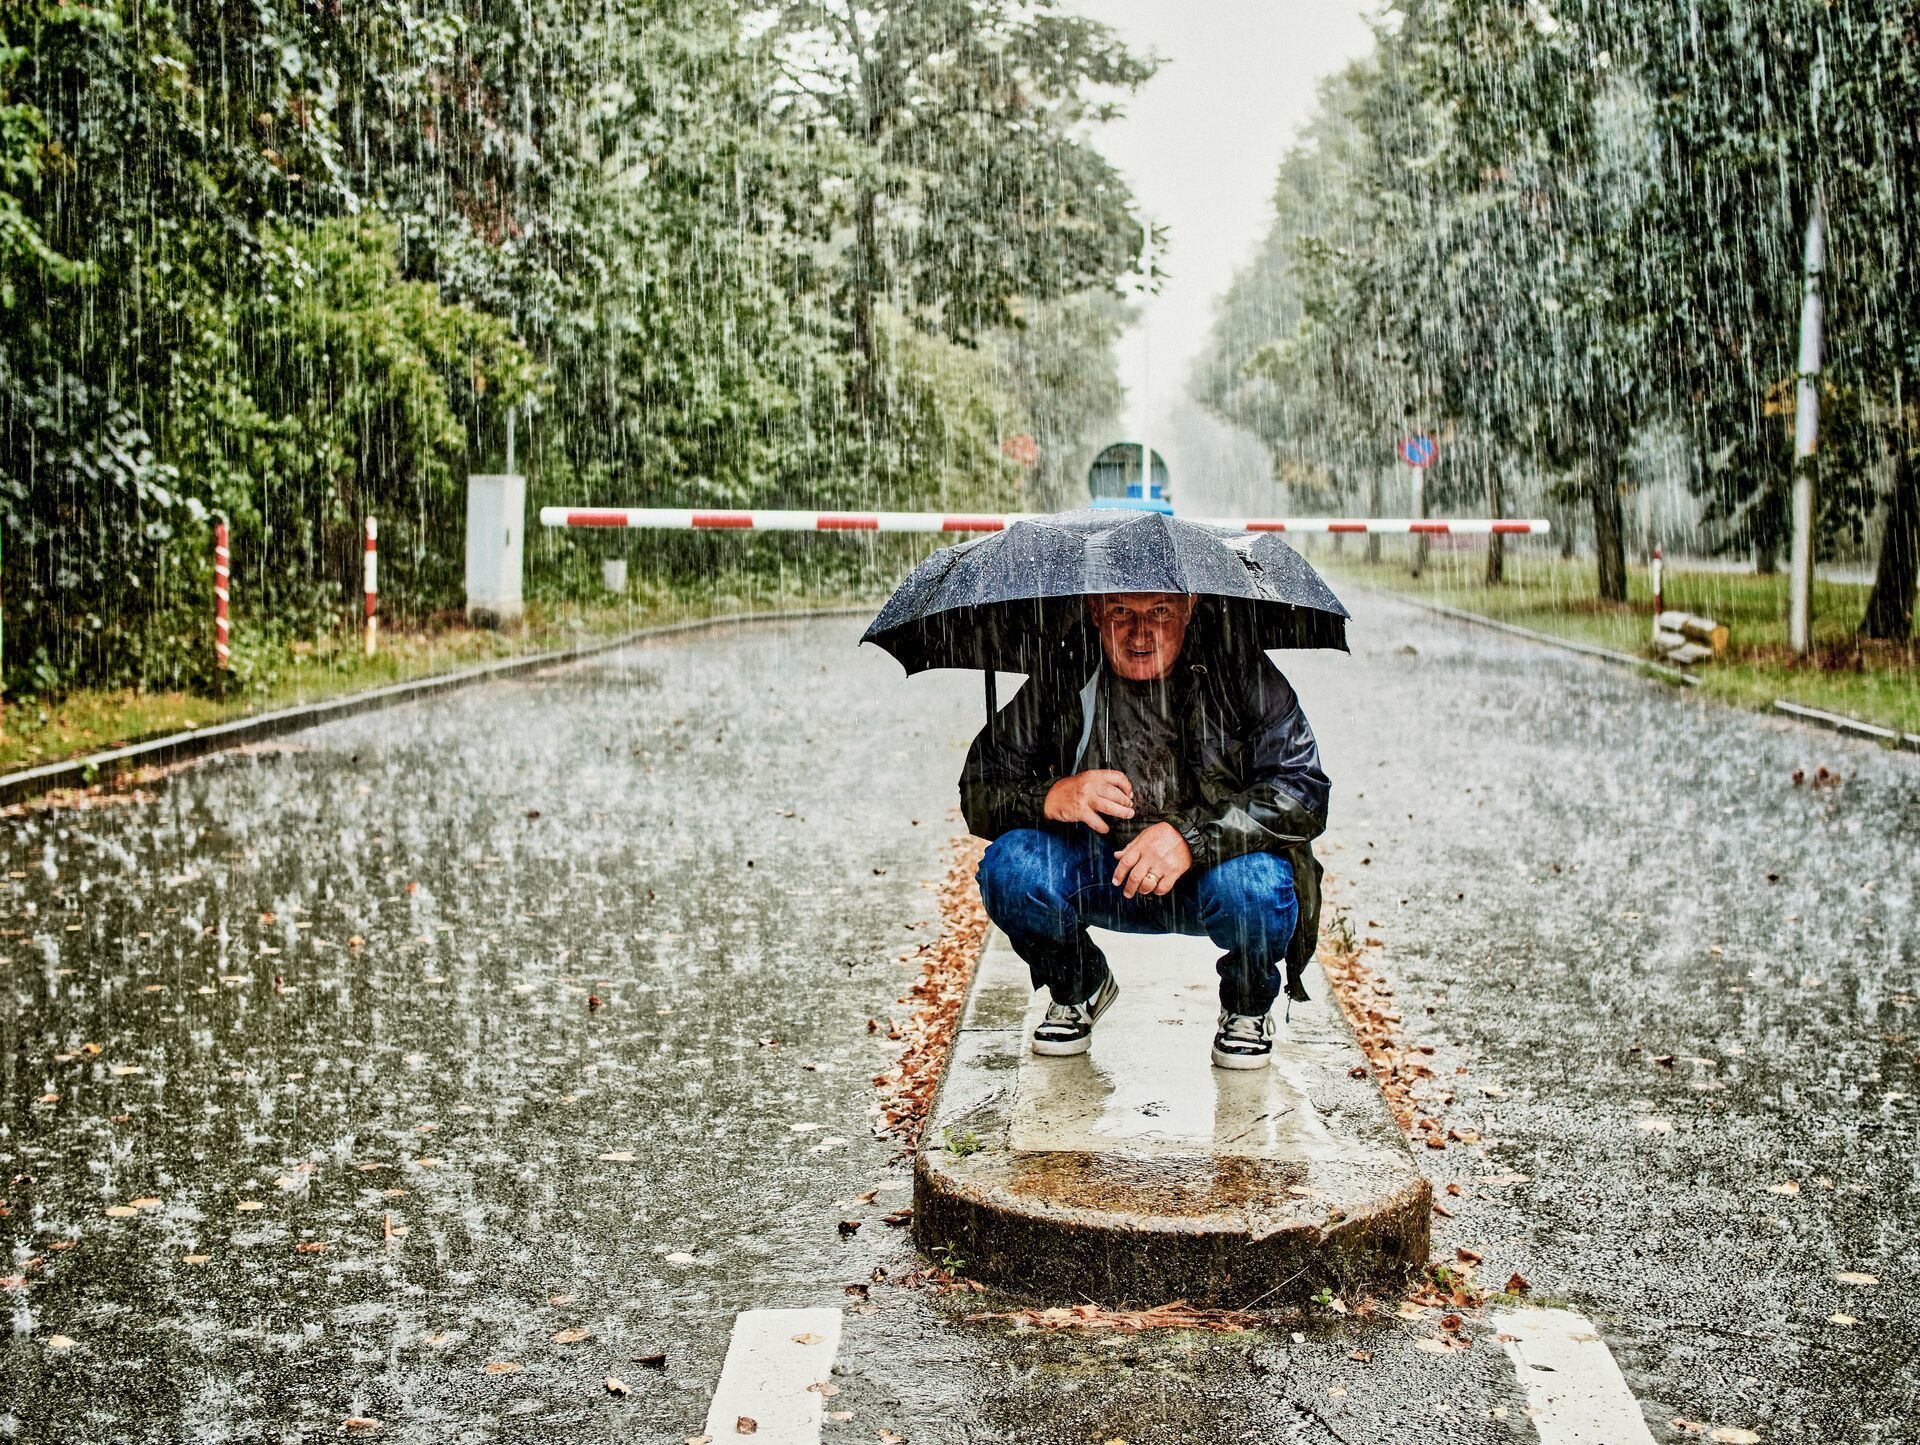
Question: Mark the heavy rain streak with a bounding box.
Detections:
[0,2,1915,1443]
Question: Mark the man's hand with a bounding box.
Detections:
[1113,822,1192,899]
[1043,770,1134,834]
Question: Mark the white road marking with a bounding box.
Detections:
[702,1307,844,1444]
[1493,1306,1657,1445]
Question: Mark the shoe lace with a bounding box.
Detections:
[1042,1001,1084,1028]
[1220,1012,1269,1043]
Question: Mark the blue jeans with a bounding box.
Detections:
[977,827,1298,1016]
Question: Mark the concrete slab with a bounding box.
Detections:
[914,927,1430,1307]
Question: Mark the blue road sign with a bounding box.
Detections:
[1397,435,1438,468]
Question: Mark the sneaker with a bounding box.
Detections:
[1211,1010,1275,1070]
[1031,974,1119,1056]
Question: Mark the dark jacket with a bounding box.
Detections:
[959,616,1330,1001]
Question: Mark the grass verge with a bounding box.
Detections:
[1320,546,1919,736]
[0,581,881,774]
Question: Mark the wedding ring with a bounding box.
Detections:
[1144,872,1160,885]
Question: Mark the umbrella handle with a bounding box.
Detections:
[984,671,998,722]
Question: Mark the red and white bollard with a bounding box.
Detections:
[213,522,231,672]
[363,517,378,658]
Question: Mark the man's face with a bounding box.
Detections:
[1087,592,1196,681]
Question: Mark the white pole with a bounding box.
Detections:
[506,405,517,476]
[1789,46,1826,657]
[1139,220,1153,501]
[1789,197,1824,655]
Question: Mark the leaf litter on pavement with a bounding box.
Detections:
[871,837,987,1152]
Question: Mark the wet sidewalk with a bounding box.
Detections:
[913,927,1430,1306]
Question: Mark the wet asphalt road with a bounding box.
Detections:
[1,595,1915,1443]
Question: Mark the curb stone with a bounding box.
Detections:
[1771,699,1920,754]
[913,928,1430,1307]
[0,605,875,808]
[1349,585,1701,687]
[1348,582,1917,757]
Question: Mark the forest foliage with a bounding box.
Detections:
[1195,0,1920,638]
[0,0,1147,697]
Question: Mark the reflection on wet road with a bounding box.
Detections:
[1,597,1914,1442]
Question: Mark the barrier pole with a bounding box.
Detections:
[536,507,1553,536]
[363,517,378,658]
[214,521,231,674]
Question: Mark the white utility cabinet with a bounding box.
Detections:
[465,473,525,625]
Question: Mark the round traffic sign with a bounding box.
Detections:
[1397,435,1438,468]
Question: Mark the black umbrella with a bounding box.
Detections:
[861,508,1350,687]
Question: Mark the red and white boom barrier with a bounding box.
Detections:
[538,507,1551,536]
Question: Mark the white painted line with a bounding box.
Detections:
[1493,1307,1657,1445]
[702,1307,843,1444]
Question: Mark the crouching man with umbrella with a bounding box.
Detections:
[864,510,1347,1071]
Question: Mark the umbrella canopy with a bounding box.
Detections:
[862,507,1350,675]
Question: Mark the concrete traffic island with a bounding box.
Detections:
[913,928,1430,1308]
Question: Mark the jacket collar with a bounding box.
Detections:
[1070,649,1206,770]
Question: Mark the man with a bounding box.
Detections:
[960,592,1329,1070]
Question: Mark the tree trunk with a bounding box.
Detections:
[1366,469,1382,564]
[1409,465,1428,579]
[849,185,881,426]
[1485,464,1505,586]
[1589,446,1627,603]
[1859,446,1920,641]
[844,4,882,429]
[1754,542,1778,575]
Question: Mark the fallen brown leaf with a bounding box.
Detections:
[872,839,988,1151]
[551,1328,589,1344]
[605,1377,631,1397]
[966,1299,1259,1334]
[344,1419,382,1434]
[481,1361,522,1374]
[735,1417,757,1436]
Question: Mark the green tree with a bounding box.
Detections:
[762,0,1152,420]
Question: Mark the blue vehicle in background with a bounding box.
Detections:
[1087,442,1172,513]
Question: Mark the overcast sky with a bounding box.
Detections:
[1071,1,1378,443]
